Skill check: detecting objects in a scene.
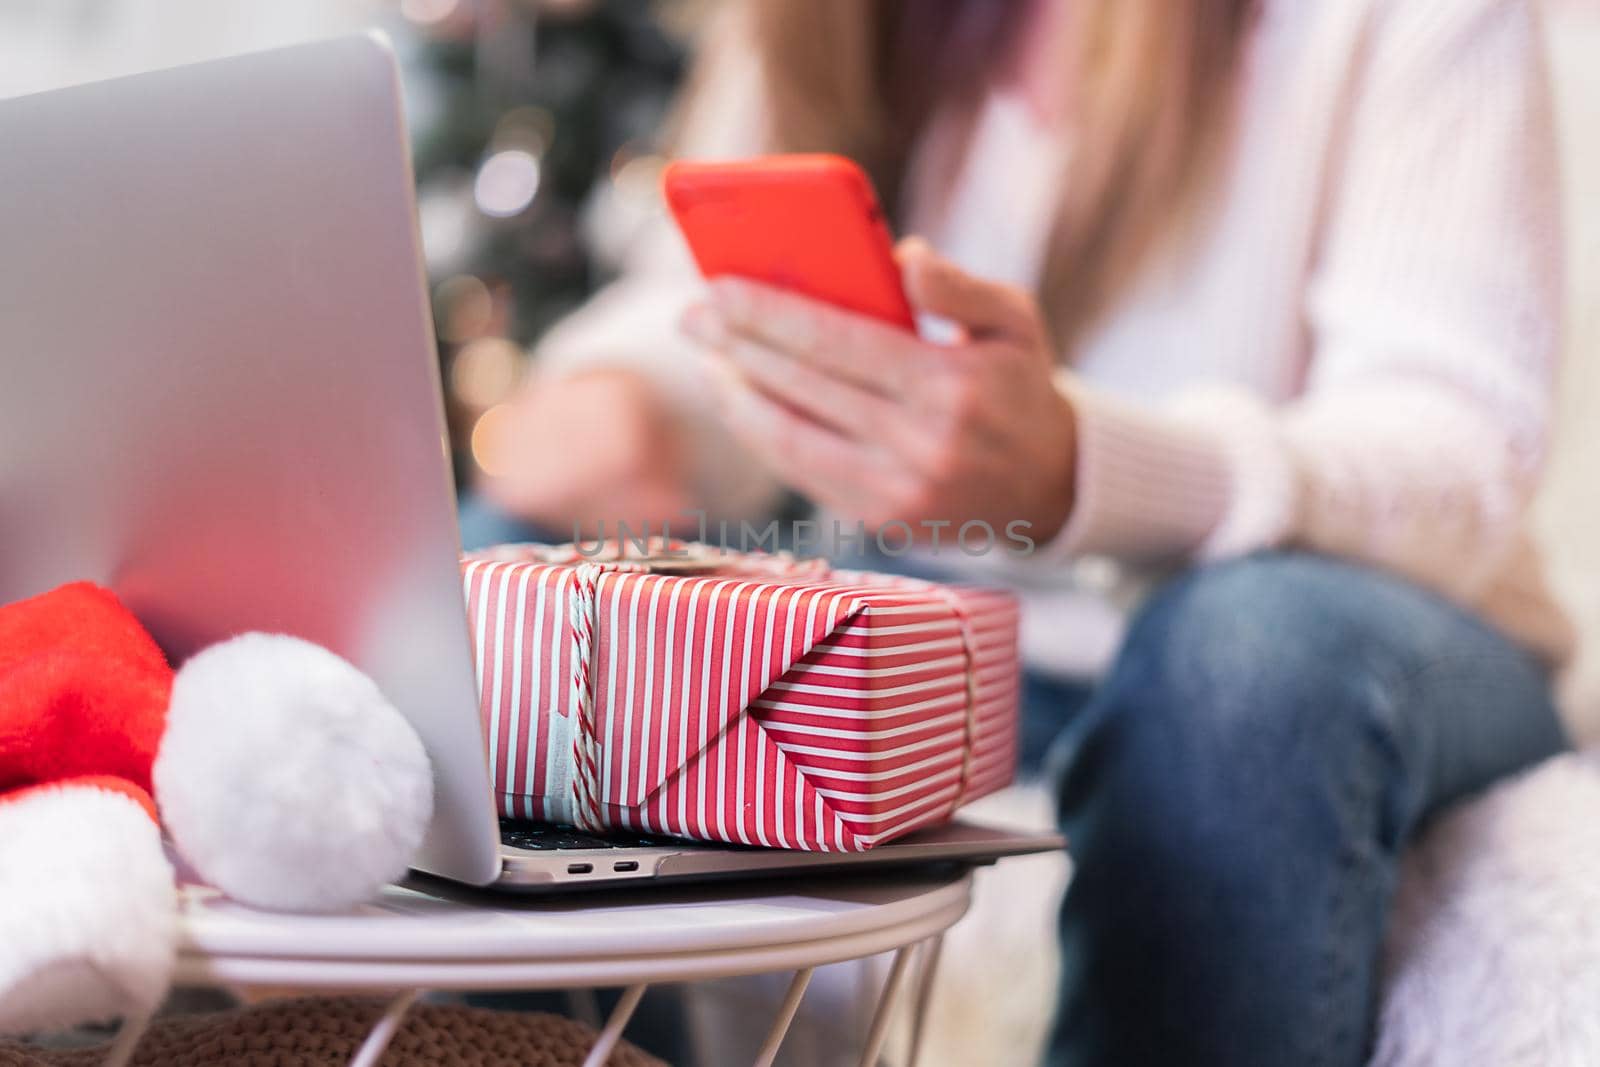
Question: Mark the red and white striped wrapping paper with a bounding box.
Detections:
[460,546,1019,851]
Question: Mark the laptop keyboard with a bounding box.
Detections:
[498,819,703,852]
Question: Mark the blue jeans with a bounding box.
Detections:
[457,498,558,552]
[1038,552,1567,1067]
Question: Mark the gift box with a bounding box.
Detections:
[460,543,1019,851]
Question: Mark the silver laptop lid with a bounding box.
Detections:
[0,35,502,885]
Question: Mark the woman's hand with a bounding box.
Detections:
[681,238,1076,544]
[481,369,692,537]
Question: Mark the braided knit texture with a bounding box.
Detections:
[0,998,666,1067]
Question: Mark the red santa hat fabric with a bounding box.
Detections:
[0,583,178,1033]
[0,582,172,810]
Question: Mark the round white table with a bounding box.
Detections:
[120,868,974,1067]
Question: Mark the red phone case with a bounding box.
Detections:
[662,154,916,331]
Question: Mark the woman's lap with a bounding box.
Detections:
[1039,551,1567,1067]
[458,502,1564,1063]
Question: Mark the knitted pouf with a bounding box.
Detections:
[0,997,666,1067]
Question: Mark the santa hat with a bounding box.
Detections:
[0,583,434,1034]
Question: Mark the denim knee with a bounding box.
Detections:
[1048,552,1563,1067]
[1057,552,1438,852]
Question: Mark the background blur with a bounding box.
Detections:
[3,0,1599,739]
[3,4,1598,1062]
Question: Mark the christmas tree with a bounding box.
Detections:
[400,0,700,485]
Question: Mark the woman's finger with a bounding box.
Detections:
[685,302,931,451]
[705,357,904,515]
[897,237,1039,343]
[706,277,932,399]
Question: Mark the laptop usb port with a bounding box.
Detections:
[613,861,640,873]
[566,863,593,874]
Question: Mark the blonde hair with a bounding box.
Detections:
[734,0,1258,353]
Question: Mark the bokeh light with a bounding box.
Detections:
[450,337,523,408]
[474,149,542,219]
[433,274,494,343]
[469,402,514,477]
[417,175,478,271]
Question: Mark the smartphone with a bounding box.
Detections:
[662,154,916,331]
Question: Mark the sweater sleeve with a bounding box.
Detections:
[532,12,785,524]
[1048,0,1562,604]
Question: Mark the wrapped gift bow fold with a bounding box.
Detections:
[461,543,1019,852]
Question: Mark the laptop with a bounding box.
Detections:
[0,34,1061,891]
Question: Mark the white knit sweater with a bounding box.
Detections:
[537,0,1574,676]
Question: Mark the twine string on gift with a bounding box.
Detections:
[566,561,607,833]
[553,549,830,835]
[927,586,982,820]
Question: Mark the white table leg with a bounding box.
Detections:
[905,934,945,1067]
[751,968,814,1067]
[102,1009,153,1067]
[582,984,646,1067]
[348,989,421,1067]
[857,945,917,1067]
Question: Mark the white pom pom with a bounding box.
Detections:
[0,786,175,1033]
[154,633,433,912]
